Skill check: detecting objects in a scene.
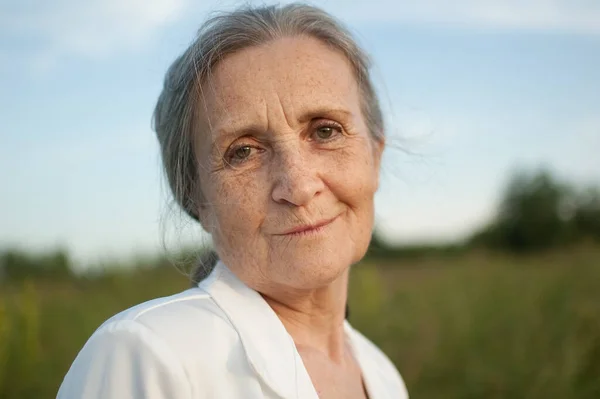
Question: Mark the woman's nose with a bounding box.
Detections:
[270,148,325,207]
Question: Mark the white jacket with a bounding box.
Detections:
[58,262,409,398]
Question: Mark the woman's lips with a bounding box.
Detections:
[279,215,338,236]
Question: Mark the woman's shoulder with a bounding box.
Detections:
[92,287,242,361]
[58,288,253,398]
[99,287,227,332]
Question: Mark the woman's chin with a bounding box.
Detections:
[275,257,351,289]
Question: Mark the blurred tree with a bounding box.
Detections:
[0,249,72,281]
[572,187,600,241]
[472,168,600,251]
[497,169,567,250]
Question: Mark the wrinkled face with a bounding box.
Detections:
[194,36,383,291]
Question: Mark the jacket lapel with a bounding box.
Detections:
[199,261,318,399]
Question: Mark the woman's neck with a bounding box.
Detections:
[260,268,350,362]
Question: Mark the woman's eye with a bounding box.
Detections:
[234,146,252,160]
[316,126,334,140]
[313,123,341,141]
[226,145,254,165]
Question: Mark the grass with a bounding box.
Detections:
[349,247,600,398]
[1,247,599,398]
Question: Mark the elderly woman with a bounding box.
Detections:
[58,3,408,399]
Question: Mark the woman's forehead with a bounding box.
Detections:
[199,36,361,127]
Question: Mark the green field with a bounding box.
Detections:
[1,247,599,398]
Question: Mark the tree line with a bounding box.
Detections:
[471,169,600,251]
[369,168,600,258]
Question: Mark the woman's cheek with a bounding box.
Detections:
[331,148,378,199]
[212,173,266,231]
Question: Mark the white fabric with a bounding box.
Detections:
[58,262,409,398]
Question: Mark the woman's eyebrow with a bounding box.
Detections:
[296,107,353,123]
[211,123,263,143]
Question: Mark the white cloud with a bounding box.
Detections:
[3,0,599,71]
[1,0,189,67]
[321,0,600,35]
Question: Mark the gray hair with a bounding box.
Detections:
[153,2,385,225]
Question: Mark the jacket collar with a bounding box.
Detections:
[198,261,316,398]
[198,261,394,399]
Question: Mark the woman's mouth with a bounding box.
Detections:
[279,215,339,236]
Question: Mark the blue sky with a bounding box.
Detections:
[1,0,599,265]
